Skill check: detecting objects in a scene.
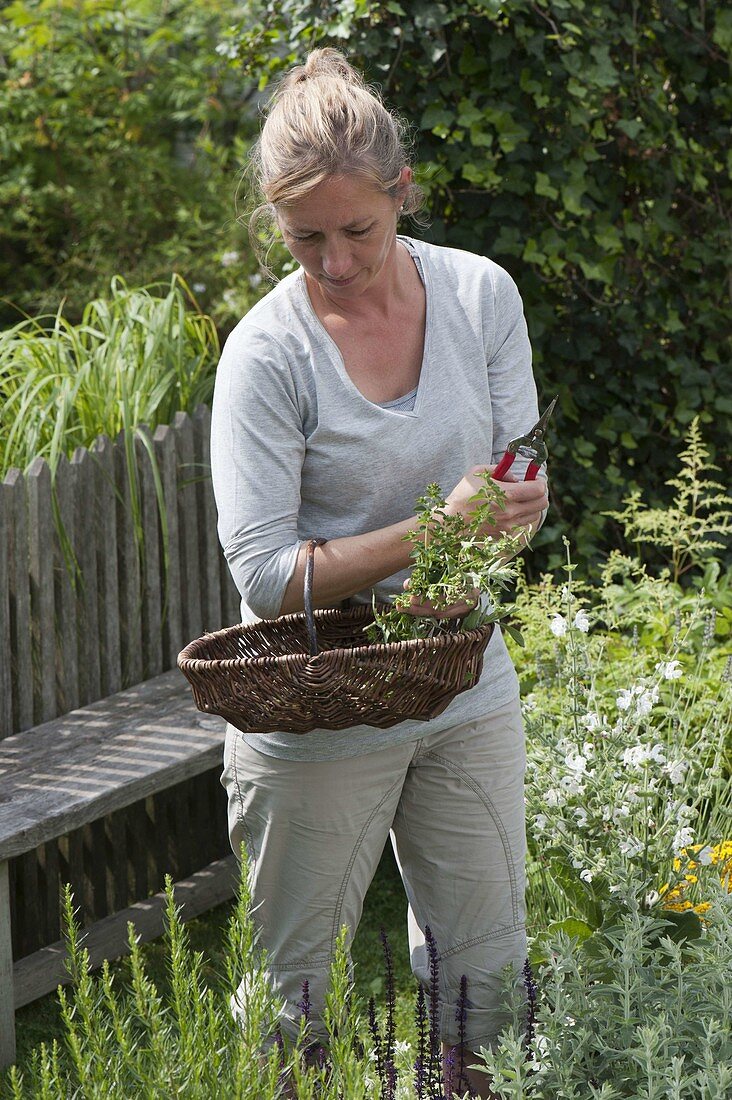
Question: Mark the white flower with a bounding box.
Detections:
[657,659,683,680]
[581,712,601,731]
[534,813,549,832]
[622,743,666,769]
[192,282,206,293]
[580,869,593,883]
[636,687,659,716]
[544,788,564,807]
[565,750,588,776]
[215,40,239,58]
[673,826,696,856]
[550,614,567,637]
[619,834,645,858]
[574,609,590,633]
[220,249,240,267]
[697,846,714,866]
[248,272,263,288]
[664,759,688,785]
[222,288,238,308]
[617,688,634,711]
[645,890,660,907]
[573,807,588,827]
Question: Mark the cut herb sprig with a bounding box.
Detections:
[366,472,528,644]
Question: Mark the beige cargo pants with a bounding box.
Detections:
[221,697,527,1049]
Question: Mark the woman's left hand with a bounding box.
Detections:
[401,581,480,619]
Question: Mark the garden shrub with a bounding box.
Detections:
[229,0,732,567]
[0,0,262,327]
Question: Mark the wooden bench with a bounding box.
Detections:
[0,668,233,1068]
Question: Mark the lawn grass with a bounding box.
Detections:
[12,844,416,1077]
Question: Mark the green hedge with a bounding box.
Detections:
[235,0,732,568]
[0,0,260,327]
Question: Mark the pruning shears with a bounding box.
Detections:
[493,395,558,482]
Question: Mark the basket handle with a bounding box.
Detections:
[304,538,327,656]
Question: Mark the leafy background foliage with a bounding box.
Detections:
[0,0,260,327]
[231,0,731,568]
[1,0,729,569]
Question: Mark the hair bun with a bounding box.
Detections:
[290,47,361,87]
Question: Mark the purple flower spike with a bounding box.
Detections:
[424,926,442,1095]
[522,957,538,1052]
[297,978,311,1023]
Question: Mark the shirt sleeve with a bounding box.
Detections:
[486,263,549,526]
[210,323,306,620]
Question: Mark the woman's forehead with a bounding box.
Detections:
[277,174,392,229]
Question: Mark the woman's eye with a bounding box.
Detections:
[348,227,371,237]
[291,233,315,242]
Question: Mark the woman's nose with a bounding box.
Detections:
[321,238,351,278]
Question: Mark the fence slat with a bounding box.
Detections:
[0,486,11,738]
[91,436,121,698]
[173,412,202,644]
[3,471,33,734]
[72,448,101,707]
[193,405,222,632]
[114,432,142,687]
[137,431,162,679]
[153,425,182,670]
[53,454,79,715]
[26,458,56,724]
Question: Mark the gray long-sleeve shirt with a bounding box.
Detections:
[210,236,543,760]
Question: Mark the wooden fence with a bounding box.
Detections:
[2,405,241,964]
[0,404,241,740]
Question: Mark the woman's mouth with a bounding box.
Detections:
[322,272,359,287]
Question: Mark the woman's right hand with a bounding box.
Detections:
[443,465,548,539]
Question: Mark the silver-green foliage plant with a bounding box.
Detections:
[367,474,526,644]
[478,885,732,1099]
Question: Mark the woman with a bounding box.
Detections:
[211,48,548,1097]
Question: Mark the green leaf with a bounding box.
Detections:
[502,623,525,647]
[535,172,559,200]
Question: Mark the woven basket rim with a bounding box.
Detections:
[177,612,495,672]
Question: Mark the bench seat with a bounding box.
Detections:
[0,669,229,1067]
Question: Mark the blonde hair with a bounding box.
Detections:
[247,48,423,260]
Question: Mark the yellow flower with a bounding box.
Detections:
[661,840,732,916]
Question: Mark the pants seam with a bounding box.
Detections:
[440,925,526,960]
[231,733,256,864]
[330,775,404,953]
[421,749,522,928]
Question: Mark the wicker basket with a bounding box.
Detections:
[177,539,494,735]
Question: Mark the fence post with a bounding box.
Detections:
[0,488,11,739]
[72,447,101,707]
[53,453,80,715]
[91,435,122,698]
[137,430,162,680]
[3,470,33,735]
[153,424,182,670]
[193,405,223,633]
[26,457,55,725]
[173,412,202,646]
[115,432,143,688]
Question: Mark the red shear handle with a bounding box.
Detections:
[525,461,541,481]
[492,452,515,481]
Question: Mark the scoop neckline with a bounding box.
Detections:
[296,236,432,418]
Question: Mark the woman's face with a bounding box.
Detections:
[276,171,408,301]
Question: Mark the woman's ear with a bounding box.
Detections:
[396,165,413,206]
